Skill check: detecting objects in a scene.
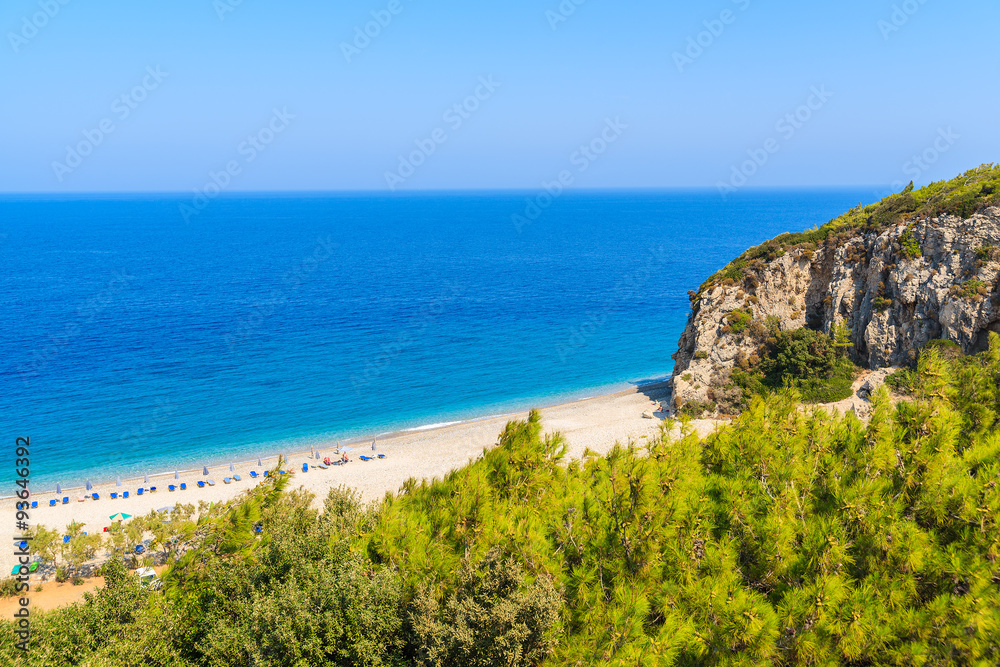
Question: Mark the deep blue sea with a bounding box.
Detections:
[1,189,874,489]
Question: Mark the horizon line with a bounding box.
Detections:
[0,184,892,198]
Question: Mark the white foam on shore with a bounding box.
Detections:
[4,376,674,499]
[402,421,465,432]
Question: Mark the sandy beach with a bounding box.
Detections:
[3,382,723,552]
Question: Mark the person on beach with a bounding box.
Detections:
[342,452,348,463]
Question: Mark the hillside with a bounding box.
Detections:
[671,164,1000,416]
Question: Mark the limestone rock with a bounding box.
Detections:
[670,207,1000,413]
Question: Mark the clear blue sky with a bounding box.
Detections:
[2,0,997,192]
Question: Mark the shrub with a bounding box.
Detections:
[725,309,753,335]
[0,578,19,598]
[898,229,922,258]
[411,547,562,667]
[951,279,988,299]
[735,327,856,404]
[694,351,709,360]
[873,296,893,312]
[886,367,918,394]
[55,567,68,583]
[976,244,999,262]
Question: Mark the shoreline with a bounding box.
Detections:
[1,381,693,551]
[6,378,674,499]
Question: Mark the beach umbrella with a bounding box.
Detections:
[86,480,93,491]
[230,462,235,472]
[56,483,62,494]
[109,512,133,521]
[257,457,263,466]
[341,446,354,452]
[203,466,209,476]
[157,506,172,513]
[144,473,150,484]
[116,476,122,487]
[174,470,179,480]
[372,439,377,451]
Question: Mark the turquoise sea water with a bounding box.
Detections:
[1,189,874,489]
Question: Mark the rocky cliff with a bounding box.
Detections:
[670,201,1000,414]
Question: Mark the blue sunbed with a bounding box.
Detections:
[150,486,156,492]
[31,501,37,508]
[233,474,241,481]
[137,488,144,495]
[197,481,205,488]
[111,492,118,499]
[377,454,386,459]
[249,471,258,478]
[168,485,176,492]
[49,499,56,506]
[92,493,99,500]
[180,483,187,490]
[123,491,129,499]
[62,496,69,504]
[302,463,308,472]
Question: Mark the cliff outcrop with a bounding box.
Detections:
[670,171,1000,414]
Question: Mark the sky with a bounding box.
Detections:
[1,0,997,193]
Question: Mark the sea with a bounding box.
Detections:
[1,188,875,490]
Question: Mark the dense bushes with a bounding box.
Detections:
[4,338,1000,665]
[735,327,857,404]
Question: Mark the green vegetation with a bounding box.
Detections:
[976,244,999,262]
[734,327,858,405]
[951,279,989,299]
[722,309,754,335]
[5,337,1000,665]
[698,164,1000,296]
[898,228,922,259]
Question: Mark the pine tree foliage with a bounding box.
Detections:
[3,339,1000,666]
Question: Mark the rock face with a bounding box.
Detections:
[671,207,1000,412]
